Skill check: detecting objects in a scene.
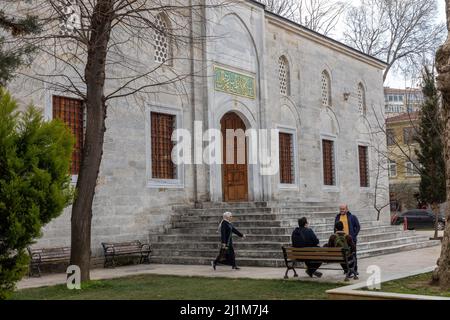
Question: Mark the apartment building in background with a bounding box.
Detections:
[384,87,424,118]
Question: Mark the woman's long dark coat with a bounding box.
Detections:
[215,220,243,266]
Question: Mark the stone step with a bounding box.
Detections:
[173,210,339,220]
[355,235,431,251]
[275,208,338,216]
[356,239,441,258]
[172,220,285,228]
[266,200,338,208]
[151,227,405,243]
[172,213,279,223]
[174,202,269,211]
[179,207,274,215]
[178,207,339,215]
[177,201,337,210]
[166,224,404,237]
[149,240,440,267]
[150,230,415,251]
[171,212,379,225]
[150,233,426,251]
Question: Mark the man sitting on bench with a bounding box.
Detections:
[326,221,357,279]
[291,217,323,278]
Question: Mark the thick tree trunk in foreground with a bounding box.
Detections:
[70,0,113,282]
[431,203,440,240]
[433,0,450,289]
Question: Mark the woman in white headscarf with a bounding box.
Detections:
[212,211,245,270]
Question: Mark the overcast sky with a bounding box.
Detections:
[333,0,447,88]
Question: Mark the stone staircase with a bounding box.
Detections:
[149,202,440,267]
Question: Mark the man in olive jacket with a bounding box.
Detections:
[334,204,360,273]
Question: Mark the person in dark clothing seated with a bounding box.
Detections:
[291,217,323,278]
[326,221,358,279]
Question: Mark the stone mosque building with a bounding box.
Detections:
[9,0,439,265]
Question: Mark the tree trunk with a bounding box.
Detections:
[382,64,392,83]
[431,202,440,239]
[70,0,114,282]
[433,0,450,290]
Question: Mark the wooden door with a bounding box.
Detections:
[221,112,248,202]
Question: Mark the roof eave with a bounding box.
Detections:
[264,10,388,70]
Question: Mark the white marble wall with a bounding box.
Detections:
[7,0,390,253]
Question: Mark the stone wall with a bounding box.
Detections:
[7,0,390,255]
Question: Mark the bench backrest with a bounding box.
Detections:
[282,246,349,262]
[102,241,144,253]
[28,246,71,260]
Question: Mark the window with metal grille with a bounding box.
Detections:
[358,145,369,187]
[278,56,290,95]
[322,139,335,185]
[52,95,84,175]
[403,127,417,145]
[321,70,331,106]
[358,83,366,115]
[279,132,294,184]
[153,13,171,65]
[151,112,176,179]
[386,129,395,146]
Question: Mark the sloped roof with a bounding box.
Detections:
[386,111,420,123]
[247,0,388,68]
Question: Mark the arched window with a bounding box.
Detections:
[153,13,171,65]
[278,56,290,95]
[321,70,331,106]
[357,83,366,115]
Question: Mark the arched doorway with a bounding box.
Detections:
[221,112,249,202]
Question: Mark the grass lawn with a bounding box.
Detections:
[365,272,450,298]
[11,274,340,300]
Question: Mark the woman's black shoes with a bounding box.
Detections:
[232,266,240,270]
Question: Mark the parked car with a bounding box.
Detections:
[391,209,446,230]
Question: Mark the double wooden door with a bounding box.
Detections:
[221,112,249,202]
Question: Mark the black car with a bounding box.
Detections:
[392,209,446,230]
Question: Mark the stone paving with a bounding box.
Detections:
[17,244,441,290]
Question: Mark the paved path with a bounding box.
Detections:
[17,245,441,290]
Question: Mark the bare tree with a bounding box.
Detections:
[260,0,347,36]
[297,0,347,36]
[260,0,298,21]
[343,0,446,82]
[366,100,424,222]
[433,0,450,290]
[5,0,231,281]
[370,142,390,221]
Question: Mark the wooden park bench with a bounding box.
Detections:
[101,240,151,268]
[281,246,357,281]
[27,246,71,277]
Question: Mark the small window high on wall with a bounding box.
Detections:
[153,13,171,65]
[321,70,331,106]
[322,139,335,185]
[151,112,176,179]
[278,56,290,95]
[357,83,366,115]
[52,96,84,175]
[358,145,369,187]
[279,132,295,184]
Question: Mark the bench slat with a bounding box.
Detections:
[285,251,343,256]
[284,247,342,252]
[287,255,345,261]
